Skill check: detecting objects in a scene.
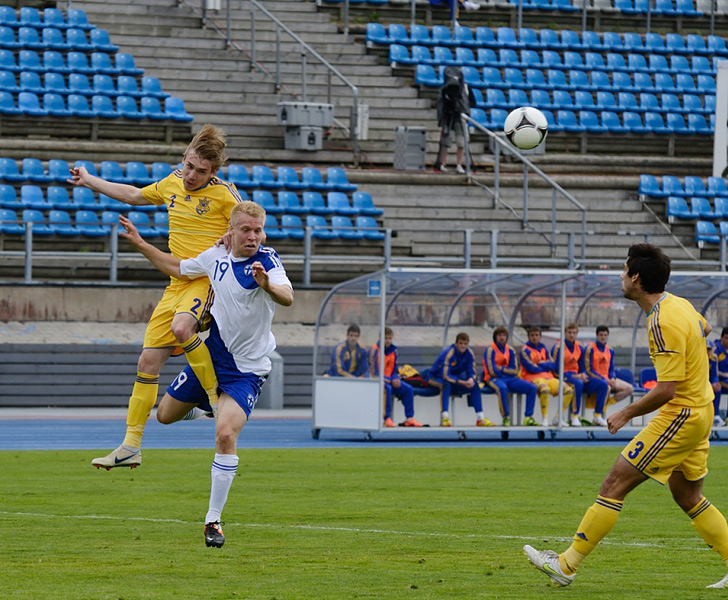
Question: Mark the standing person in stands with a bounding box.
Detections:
[68,124,243,469]
[519,326,575,427]
[433,65,476,174]
[424,332,493,427]
[328,324,369,378]
[525,243,728,590]
[584,325,635,422]
[119,201,293,548]
[483,326,539,427]
[369,326,422,428]
[712,327,728,426]
[551,323,610,427]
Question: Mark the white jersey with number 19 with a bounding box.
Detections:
[179,245,292,375]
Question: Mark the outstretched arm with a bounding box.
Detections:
[251,262,293,306]
[68,165,150,206]
[119,215,188,280]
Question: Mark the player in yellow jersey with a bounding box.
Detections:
[524,243,728,589]
[68,124,243,469]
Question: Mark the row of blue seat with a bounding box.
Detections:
[0,184,381,218]
[0,25,117,52]
[416,64,718,95]
[392,44,722,75]
[640,174,728,198]
[0,208,385,242]
[0,49,143,76]
[0,7,95,31]
[368,23,728,56]
[666,196,728,222]
[0,158,365,196]
[612,0,702,15]
[470,106,712,133]
[0,72,167,98]
[696,221,728,247]
[0,91,192,120]
[477,88,715,116]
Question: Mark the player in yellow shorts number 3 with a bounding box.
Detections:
[524,243,728,589]
[68,124,243,470]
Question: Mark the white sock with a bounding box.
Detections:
[205,453,239,524]
[441,411,449,419]
[182,407,207,421]
[476,411,484,420]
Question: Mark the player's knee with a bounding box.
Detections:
[215,428,237,451]
[171,321,195,344]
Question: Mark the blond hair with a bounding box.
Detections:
[230,201,266,225]
[185,124,227,172]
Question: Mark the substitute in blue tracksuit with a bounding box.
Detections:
[423,332,492,427]
[483,326,538,427]
[328,324,368,378]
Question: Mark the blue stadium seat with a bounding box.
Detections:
[665,112,689,133]
[99,193,129,212]
[556,109,585,131]
[90,52,120,75]
[0,49,17,72]
[69,72,92,95]
[48,209,78,236]
[454,25,478,48]
[65,27,92,51]
[508,88,529,108]
[568,70,591,91]
[622,111,648,133]
[454,47,477,67]
[684,175,709,197]
[626,54,648,73]
[89,29,118,52]
[326,167,358,192]
[226,164,256,189]
[615,91,637,111]
[22,208,52,235]
[43,71,66,94]
[644,111,668,133]
[498,48,521,68]
[552,89,574,109]
[327,191,359,216]
[42,8,68,30]
[600,110,628,132]
[660,93,681,113]
[644,32,667,53]
[164,96,193,121]
[21,158,51,182]
[47,186,73,210]
[47,159,70,182]
[331,215,364,240]
[386,23,409,45]
[523,68,546,89]
[252,165,283,189]
[667,196,694,222]
[676,0,702,14]
[65,50,92,74]
[0,207,24,234]
[117,95,142,119]
[140,96,166,119]
[41,27,68,50]
[415,64,441,87]
[475,27,497,47]
[101,211,123,234]
[638,92,660,113]
[715,197,728,219]
[306,214,337,239]
[365,23,388,46]
[602,31,624,52]
[93,74,116,96]
[276,166,306,190]
[579,110,606,132]
[355,215,385,240]
[662,175,687,197]
[18,26,43,49]
[18,91,46,115]
[0,156,23,181]
[638,174,665,198]
[0,184,21,208]
[17,50,41,71]
[689,56,711,75]
[252,190,280,214]
[697,75,715,94]
[100,160,127,183]
[574,90,596,110]
[153,210,169,236]
[352,192,383,216]
[691,196,715,219]
[497,27,523,49]
[67,93,95,117]
[547,69,569,89]
[432,46,456,66]
[688,113,711,134]
[128,210,158,238]
[67,9,95,31]
[0,90,19,114]
[0,26,19,50]
[280,214,304,239]
[18,70,43,93]
[0,7,18,28]
[141,76,169,98]
[72,187,99,210]
[123,161,153,185]
[708,176,728,198]
[431,25,455,47]
[75,209,107,237]
[115,52,143,75]
[708,35,728,55]
[301,167,335,191]
[277,190,307,215]
[301,191,333,215]
[263,214,285,240]
[409,24,431,47]
[696,220,720,246]
[151,162,173,180]
[622,32,645,53]
[530,88,552,109]
[117,75,141,97]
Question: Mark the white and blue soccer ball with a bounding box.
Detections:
[504,106,548,150]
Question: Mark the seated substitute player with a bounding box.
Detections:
[422,332,493,427]
[369,326,422,428]
[519,326,574,427]
[482,326,538,427]
[551,323,610,427]
[525,243,728,589]
[328,324,369,378]
[69,124,243,470]
[119,201,293,548]
[584,325,635,420]
[712,327,728,426]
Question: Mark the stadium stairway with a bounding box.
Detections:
[67,0,481,166]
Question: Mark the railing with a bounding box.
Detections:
[461,112,589,263]
[4,224,726,287]
[179,0,361,163]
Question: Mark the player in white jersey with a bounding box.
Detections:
[118,201,293,548]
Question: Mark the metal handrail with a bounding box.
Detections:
[461,113,588,264]
[247,0,360,163]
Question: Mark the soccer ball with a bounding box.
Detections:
[504,107,548,150]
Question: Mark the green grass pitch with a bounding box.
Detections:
[1,446,727,599]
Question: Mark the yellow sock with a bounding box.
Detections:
[688,497,728,561]
[123,371,159,448]
[540,393,549,419]
[182,334,218,405]
[560,495,623,574]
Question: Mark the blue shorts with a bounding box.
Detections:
[166,321,267,417]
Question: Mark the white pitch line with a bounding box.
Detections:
[0,510,708,551]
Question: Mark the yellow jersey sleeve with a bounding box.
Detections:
[142,171,242,259]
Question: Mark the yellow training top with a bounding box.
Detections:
[142,169,243,259]
[647,292,713,409]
